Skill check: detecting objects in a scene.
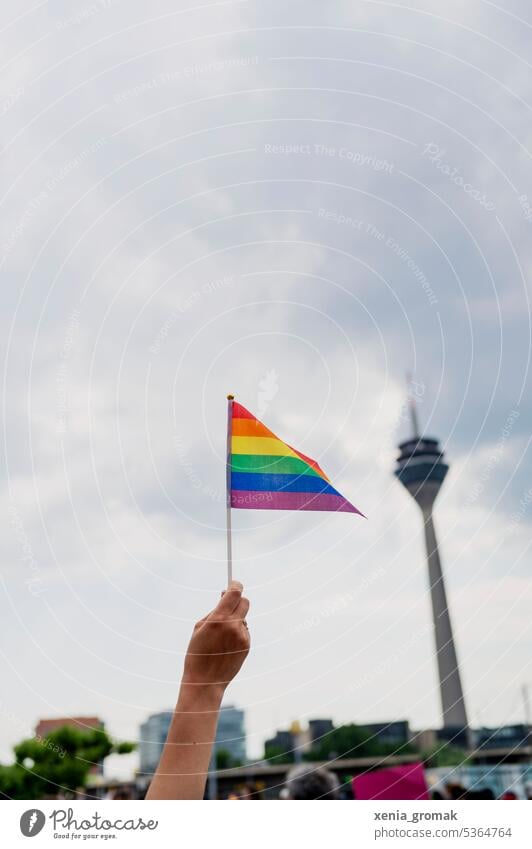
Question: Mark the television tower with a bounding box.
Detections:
[394,385,469,735]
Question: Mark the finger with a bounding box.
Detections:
[219,580,242,597]
[195,614,209,627]
[234,597,250,621]
[209,581,243,617]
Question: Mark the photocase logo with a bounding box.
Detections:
[20,809,45,837]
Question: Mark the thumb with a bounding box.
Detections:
[209,580,243,618]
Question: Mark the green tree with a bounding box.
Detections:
[215,748,231,769]
[422,745,468,768]
[304,724,413,761]
[264,745,294,765]
[0,726,135,800]
[214,748,242,769]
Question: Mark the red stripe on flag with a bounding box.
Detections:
[232,402,256,420]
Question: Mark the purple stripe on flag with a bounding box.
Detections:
[230,490,363,514]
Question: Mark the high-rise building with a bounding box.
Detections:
[216,705,246,765]
[139,711,173,776]
[394,391,469,737]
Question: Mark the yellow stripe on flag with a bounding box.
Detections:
[231,436,301,459]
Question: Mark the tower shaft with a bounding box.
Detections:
[423,511,468,728]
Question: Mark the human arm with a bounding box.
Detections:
[145,580,250,800]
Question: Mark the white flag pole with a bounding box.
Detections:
[226,394,234,586]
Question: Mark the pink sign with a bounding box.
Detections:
[353,762,429,800]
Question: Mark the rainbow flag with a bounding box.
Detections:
[229,400,363,515]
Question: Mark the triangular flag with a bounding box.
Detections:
[229,402,363,515]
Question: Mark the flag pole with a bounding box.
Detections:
[226,394,234,586]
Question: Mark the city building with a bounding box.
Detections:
[308,719,334,747]
[410,728,437,752]
[35,716,103,738]
[474,724,530,752]
[410,725,469,751]
[264,729,294,756]
[394,390,469,739]
[216,705,246,765]
[265,718,335,760]
[139,704,247,776]
[411,723,530,755]
[265,718,410,759]
[363,720,410,748]
[139,711,173,776]
[436,724,470,749]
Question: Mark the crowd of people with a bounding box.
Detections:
[213,771,530,801]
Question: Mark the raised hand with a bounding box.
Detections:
[182,580,250,694]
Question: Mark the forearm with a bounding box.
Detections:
[146,581,249,799]
[146,682,224,800]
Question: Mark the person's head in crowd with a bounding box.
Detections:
[461,788,495,800]
[446,783,467,800]
[236,783,256,799]
[500,790,518,800]
[283,765,340,800]
[113,788,134,800]
[431,789,445,800]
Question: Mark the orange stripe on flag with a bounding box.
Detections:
[232,418,276,439]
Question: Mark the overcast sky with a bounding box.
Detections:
[1,0,531,774]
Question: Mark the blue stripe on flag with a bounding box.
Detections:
[231,472,338,495]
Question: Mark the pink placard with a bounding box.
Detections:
[353,761,429,800]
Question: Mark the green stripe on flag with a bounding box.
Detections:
[231,454,321,477]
